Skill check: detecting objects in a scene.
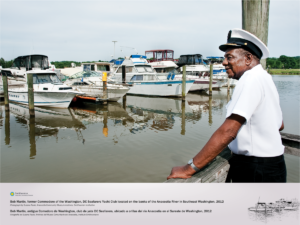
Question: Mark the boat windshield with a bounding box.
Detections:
[69,71,101,79]
[135,65,154,73]
[33,73,62,84]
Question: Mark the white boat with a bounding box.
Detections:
[112,55,194,97]
[0,75,26,96]
[177,54,227,89]
[8,70,83,108]
[64,70,130,102]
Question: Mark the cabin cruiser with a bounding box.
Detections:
[177,54,226,90]
[150,60,220,91]
[1,54,83,108]
[64,70,129,102]
[146,50,218,92]
[178,55,228,89]
[111,55,194,97]
[0,55,36,96]
[6,70,83,108]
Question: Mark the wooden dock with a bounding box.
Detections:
[165,133,300,183]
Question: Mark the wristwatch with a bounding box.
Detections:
[188,159,200,172]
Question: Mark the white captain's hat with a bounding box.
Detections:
[219,28,269,59]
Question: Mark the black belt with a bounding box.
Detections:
[232,153,284,163]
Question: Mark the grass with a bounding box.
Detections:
[269,69,300,75]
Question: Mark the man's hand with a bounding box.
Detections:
[166,114,245,180]
[167,164,195,180]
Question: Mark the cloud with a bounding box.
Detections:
[0,0,299,61]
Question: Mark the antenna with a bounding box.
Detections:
[112,41,117,59]
[120,46,138,54]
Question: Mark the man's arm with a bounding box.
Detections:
[167,114,246,180]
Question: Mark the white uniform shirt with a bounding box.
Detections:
[226,64,284,157]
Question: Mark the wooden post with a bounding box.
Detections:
[181,100,186,135]
[103,111,108,137]
[29,117,36,159]
[208,96,212,126]
[5,111,10,145]
[182,65,186,101]
[27,73,35,117]
[2,72,9,111]
[242,0,270,69]
[209,64,213,96]
[122,95,126,110]
[227,77,230,94]
[122,65,126,84]
[102,72,108,105]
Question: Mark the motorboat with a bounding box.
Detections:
[1,55,83,108]
[111,55,194,97]
[6,70,83,108]
[147,51,218,92]
[177,54,226,89]
[64,70,130,102]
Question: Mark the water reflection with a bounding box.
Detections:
[181,101,186,135]
[29,117,36,159]
[5,111,10,145]
[8,102,86,159]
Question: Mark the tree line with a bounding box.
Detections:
[267,56,300,69]
[0,58,107,69]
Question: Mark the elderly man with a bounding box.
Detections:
[167,28,286,183]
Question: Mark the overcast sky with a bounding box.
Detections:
[0,0,299,61]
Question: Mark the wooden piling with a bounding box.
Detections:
[2,72,9,111]
[29,117,36,159]
[122,65,126,84]
[242,0,270,69]
[122,95,126,110]
[27,73,35,117]
[209,64,213,96]
[182,65,186,101]
[5,111,10,145]
[208,96,212,125]
[227,77,230,93]
[102,72,108,105]
[181,100,186,135]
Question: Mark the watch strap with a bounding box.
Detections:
[188,159,200,172]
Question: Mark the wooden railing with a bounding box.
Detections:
[165,133,300,183]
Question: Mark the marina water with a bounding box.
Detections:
[0,75,299,183]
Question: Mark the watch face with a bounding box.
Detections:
[188,159,193,165]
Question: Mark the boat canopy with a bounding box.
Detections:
[145,50,174,62]
[12,55,49,71]
[177,54,204,67]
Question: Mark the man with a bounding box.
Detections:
[167,28,286,183]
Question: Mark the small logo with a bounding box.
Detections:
[10,192,14,196]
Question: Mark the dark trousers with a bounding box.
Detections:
[226,153,287,183]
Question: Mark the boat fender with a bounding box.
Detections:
[171,74,175,80]
[72,97,77,102]
[167,74,171,80]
